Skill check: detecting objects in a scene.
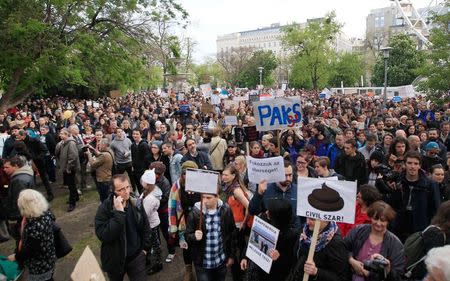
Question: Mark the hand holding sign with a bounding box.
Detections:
[185,169,220,194]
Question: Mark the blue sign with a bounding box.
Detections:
[253,97,302,131]
[392,96,402,102]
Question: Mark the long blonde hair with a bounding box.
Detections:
[18,189,49,218]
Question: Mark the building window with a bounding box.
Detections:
[375,16,385,27]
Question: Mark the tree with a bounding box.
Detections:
[283,13,341,90]
[191,59,225,87]
[371,33,424,87]
[328,52,364,87]
[217,46,254,86]
[417,4,450,105]
[0,0,187,111]
[238,50,278,88]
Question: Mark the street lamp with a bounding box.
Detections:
[258,66,264,87]
[381,46,392,101]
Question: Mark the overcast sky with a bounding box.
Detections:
[180,0,432,62]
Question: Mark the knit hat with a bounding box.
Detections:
[141,169,156,186]
[308,183,344,212]
[181,160,198,171]
[425,141,439,151]
[370,150,384,163]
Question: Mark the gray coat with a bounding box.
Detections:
[344,224,405,281]
[55,137,81,173]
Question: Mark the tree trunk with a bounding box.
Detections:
[0,67,33,112]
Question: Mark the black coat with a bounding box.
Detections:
[288,230,350,281]
[181,151,213,170]
[131,139,150,173]
[0,166,34,220]
[185,201,237,267]
[335,151,368,186]
[95,194,151,275]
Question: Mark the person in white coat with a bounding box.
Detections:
[140,169,163,275]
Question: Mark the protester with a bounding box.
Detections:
[335,139,368,185]
[131,129,151,193]
[185,192,237,281]
[344,201,405,281]
[86,138,114,202]
[181,138,213,170]
[95,174,151,281]
[55,128,80,212]
[7,189,56,281]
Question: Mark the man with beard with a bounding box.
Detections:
[248,161,301,228]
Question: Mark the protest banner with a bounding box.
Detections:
[296,178,356,281]
[276,89,285,97]
[71,246,105,281]
[253,97,302,131]
[224,99,240,110]
[233,94,249,101]
[246,216,280,273]
[247,156,285,184]
[297,178,357,224]
[185,169,220,194]
[200,83,212,98]
[224,115,238,126]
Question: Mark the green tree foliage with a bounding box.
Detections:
[418,4,450,105]
[283,13,341,90]
[217,47,254,86]
[0,0,187,110]
[328,52,364,87]
[371,33,424,87]
[237,50,278,88]
[191,59,225,87]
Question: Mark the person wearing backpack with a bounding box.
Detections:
[403,201,449,280]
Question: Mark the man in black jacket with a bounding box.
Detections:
[335,139,368,187]
[39,125,56,183]
[95,174,151,281]
[16,129,53,201]
[185,192,236,281]
[131,129,150,193]
[181,138,213,170]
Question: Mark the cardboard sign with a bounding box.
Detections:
[246,216,280,274]
[253,97,302,131]
[224,115,238,126]
[71,246,106,281]
[201,102,215,114]
[296,178,357,224]
[224,99,240,109]
[185,169,220,194]
[247,156,285,184]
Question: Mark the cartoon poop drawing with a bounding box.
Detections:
[308,183,344,211]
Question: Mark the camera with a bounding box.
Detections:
[364,258,388,281]
[373,164,398,182]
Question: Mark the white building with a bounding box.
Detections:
[216,20,354,56]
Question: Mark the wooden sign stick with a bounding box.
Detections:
[198,196,204,231]
[302,220,321,281]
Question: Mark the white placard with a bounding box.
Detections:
[200,83,212,98]
[233,95,249,101]
[93,102,99,108]
[86,101,92,106]
[246,156,285,184]
[296,178,357,224]
[246,216,280,274]
[224,99,240,109]
[185,169,219,194]
[210,93,221,105]
[224,116,238,126]
[253,97,302,131]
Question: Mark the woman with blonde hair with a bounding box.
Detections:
[8,189,56,281]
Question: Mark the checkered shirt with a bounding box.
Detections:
[203,211,226,269]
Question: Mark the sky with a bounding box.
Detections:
[180,0,432,62]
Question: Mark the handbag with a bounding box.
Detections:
[53,223,72,258]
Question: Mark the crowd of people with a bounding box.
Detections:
[0,88,450,281]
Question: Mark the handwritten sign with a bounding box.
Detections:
[247,156,285,184]
[296,178,357,224]
[185,169,220,194]
[224,116,238,126]
[246,216,280,273]
[253,97,302,131]
[224,99,240,109]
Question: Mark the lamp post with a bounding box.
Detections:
[258,66,264,87]
[381,47,392,102]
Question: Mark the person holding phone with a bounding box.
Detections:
[95,174,151,281]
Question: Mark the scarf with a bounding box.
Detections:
[300,221,338,252]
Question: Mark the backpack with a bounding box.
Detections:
[404,225,446,279]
